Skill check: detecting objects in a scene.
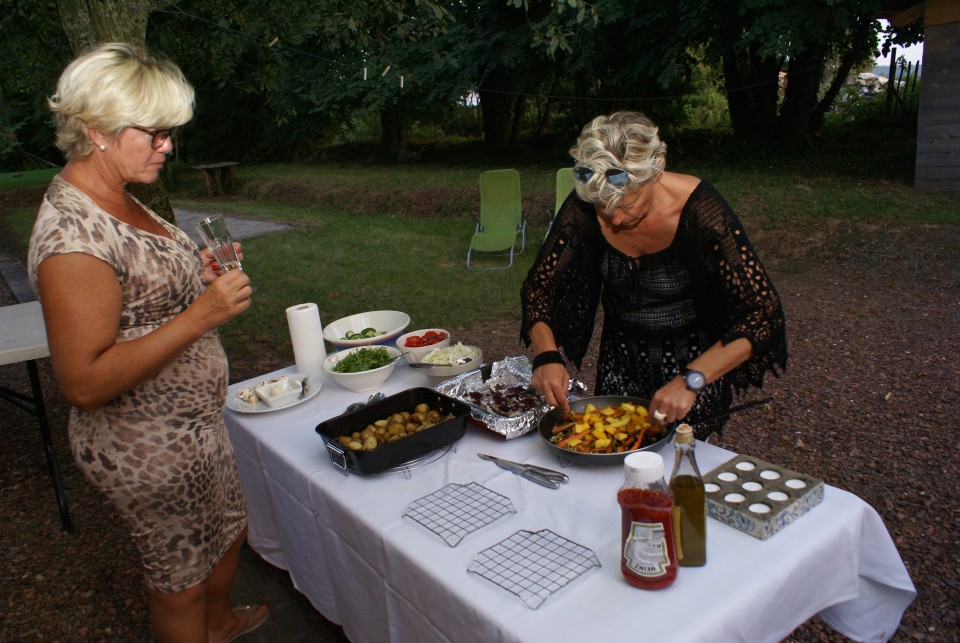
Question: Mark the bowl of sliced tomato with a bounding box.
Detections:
[396,328,451,364]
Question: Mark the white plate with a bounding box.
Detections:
[227,375,322,414]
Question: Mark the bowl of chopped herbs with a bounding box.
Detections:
[322,345,402,392]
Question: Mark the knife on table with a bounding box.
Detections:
[477,453,568,489]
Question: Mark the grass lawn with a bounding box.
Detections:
[0,167,60,190]
[2,132,958,376]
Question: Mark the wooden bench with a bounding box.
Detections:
[193,161,239,197]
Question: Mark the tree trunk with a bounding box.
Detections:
[778,44,828,141]
[478,89,513,152]
[56,0,176,224]
[478,67,517,152]
[380,102,407,164]
[509,95,526,146]
[56,0,97,54]
[722,49,780,141]
[810,20,874,130]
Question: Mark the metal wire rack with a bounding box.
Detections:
[402,482,516,547]
[467,529,601,609]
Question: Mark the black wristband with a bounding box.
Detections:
[532,350,565,370]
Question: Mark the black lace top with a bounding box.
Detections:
[521,181,787,438]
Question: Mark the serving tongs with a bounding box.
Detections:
[477,453,569,489]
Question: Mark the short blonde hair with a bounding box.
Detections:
[48,42,194,160]
[569,111,667,211]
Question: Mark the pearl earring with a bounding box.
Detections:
[98,144,106,152]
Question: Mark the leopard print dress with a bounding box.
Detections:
[27,175,247,593]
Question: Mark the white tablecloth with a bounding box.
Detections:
[224,365,915,643]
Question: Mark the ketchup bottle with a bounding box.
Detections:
[618,451,678,589]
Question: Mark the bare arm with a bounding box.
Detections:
[648,337,753,425]
[37,252,251,410]
[529,321,571,410]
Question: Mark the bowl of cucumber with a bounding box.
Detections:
[324,310,411,350]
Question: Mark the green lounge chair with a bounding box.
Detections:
[546,167,575,238]
[466,169,526,269]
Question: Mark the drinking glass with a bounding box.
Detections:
[196,214,242,271]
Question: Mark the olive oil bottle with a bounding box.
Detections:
[669,424,706,566]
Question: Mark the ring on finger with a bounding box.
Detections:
[653,409,667,421]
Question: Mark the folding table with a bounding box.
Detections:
[0,301,72,531]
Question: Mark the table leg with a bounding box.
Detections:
[26,360,73,532]
[200,170,214,198]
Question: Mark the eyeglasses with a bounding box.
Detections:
[572,166,631,187]
[129,126,176,150]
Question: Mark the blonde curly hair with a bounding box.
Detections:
[569,111,667,212]
[48,42,194,160]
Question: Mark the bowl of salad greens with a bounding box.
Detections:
[323,310,410,350]
[322,345,402,392]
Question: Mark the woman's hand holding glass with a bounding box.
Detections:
[196,214,257,292]
[196,215,242,272]
[200,243,243,284]
[195,269,252,328]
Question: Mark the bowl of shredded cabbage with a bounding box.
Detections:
[419,343,482,382]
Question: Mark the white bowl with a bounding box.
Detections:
[395,328,452,364]
[323,310,411,350]
[322,345,401,392]
[421,345,483,383]
[255,375,304,408]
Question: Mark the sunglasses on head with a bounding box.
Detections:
[573,166,631,187]
[130,125,177,150]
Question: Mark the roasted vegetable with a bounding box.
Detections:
[335,402,453,451]
[549,402,665,454]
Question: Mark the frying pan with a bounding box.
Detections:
[537,396,674,465]
[537,395,774,465]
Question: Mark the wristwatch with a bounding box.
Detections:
[683,368,707,393]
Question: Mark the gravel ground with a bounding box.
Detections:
[1,219,958,642]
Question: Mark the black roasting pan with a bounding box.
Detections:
[315,387,471,474]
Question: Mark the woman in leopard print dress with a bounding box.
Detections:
[28,44,266,642]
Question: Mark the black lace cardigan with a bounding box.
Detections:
[520,181,787,394]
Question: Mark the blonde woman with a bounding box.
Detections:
[28,43,265,642]
[522,111,787,439]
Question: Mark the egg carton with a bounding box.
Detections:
[702,454,824,540]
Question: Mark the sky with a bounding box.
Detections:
[874,20,924,66]
[875,42,924,66]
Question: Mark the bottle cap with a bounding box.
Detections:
[675,423,694,445]
[624,451,664,483]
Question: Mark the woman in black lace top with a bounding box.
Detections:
[521,112,786,439]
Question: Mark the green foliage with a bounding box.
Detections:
[0,0,927,169]
[149,0,457,162]
[0,0,73,170]
[678,55,729,130]
[824,79,919,131]
[681,91,729,130]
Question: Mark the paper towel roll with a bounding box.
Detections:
[286,303,327,379]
